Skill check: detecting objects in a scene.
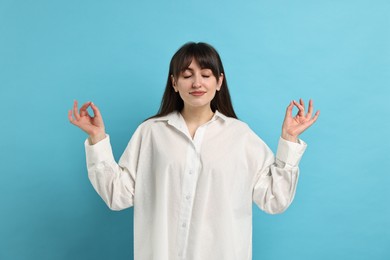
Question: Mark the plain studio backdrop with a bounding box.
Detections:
[0,0,389,259]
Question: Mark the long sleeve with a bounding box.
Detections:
[252,137,307,214]
[85,132,140,211]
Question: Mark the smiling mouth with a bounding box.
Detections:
[190,91,206,96]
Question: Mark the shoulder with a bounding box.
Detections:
[219,112,268,146]
[126,113,174,146]
[215,113,272,160]
[215,112,268,145]
[135,112,177,133]
[217,111,255,135]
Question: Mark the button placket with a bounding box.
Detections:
[176,143,198,258]
[176,124,209,259]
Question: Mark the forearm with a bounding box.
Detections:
[253,138,307,214]
[85,135,135,210]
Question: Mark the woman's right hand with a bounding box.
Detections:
[68,100,106,144]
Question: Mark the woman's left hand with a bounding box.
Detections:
[281,99,320,142]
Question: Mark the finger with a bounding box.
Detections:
[295,110,320,135]
[285,101,294,118]
[311,110,320,123]
[68,110,79,126]
[90,102,102,118]
[79,101,91,116]
[307,99,314,118]
[73,100,80,120]
[304,110,320,127]
[300,98,305,109]
[299,98,306,116]
[293,100,305,116]
[68,110,74,123]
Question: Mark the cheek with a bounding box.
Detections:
[176,81,191,90]
[177,89,190,101]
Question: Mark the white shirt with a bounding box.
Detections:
[85,110,307,260]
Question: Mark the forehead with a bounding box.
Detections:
[184,59,212,71]
[173,53,219,77]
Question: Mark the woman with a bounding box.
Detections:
[68,42,319,260]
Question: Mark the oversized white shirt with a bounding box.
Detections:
[85,110,307,260]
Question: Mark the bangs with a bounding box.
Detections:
[171,42,222,78]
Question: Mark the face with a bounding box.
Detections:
[171,60,223,111]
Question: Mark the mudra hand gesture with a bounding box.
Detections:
[68,99,319,144]
[281,99,320,142]
[68,100,106,144]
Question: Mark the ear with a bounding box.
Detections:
[171,75,178,92]
[217,73,224,91]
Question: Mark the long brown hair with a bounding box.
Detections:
[149,42,237,119]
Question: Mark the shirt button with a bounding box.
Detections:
[189,170,193,175]
[186,195,191,200]
[182,223,187,228]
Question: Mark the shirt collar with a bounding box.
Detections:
[214,110,228,122]
[153,110,228,128]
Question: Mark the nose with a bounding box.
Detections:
[192,74,202,88]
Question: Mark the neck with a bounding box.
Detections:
[181,105,214,126]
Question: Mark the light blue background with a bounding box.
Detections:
[1,0,389,259]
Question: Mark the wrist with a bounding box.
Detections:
[89,132,106,145]
[281,132,298,143]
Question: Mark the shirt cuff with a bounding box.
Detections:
[84,134,115,166]
[276,137,307,167]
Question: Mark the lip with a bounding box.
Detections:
[190,91,206,96]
